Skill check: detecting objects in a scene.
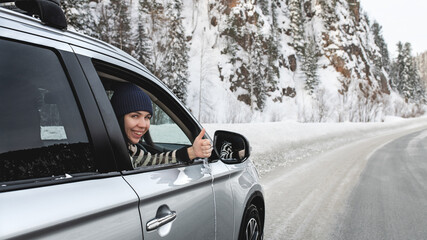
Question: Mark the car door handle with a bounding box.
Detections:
[146,211,177,231]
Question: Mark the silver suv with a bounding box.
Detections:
[0,1,264,239]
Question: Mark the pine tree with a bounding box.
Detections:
[393,42,408,97]
[302,38,320,95]
[265,35,280,92]
[138,0,166,78]
[161,0,190,102]
[288,0,305,56]
[133,18,154,70]
[110,0,132,54]
[89,1,132,54]
[93,1,113,44]
[270,0,279,32]
[61,0,96,36]
[393,42,425,102]
[249,33,269,110]
[371,21,390,73]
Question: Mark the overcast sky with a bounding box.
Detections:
[358,0,427,57]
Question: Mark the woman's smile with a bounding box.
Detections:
[124,111,151,144]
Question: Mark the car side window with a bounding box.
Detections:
[150,104,191,146]
[0,39,96,185]
[103,81,192,168]
[95,62,193,168]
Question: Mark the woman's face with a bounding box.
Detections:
[123,111,151,144]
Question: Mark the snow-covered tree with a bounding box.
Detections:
[92,0,132,54]
[135,0,189,102]
[137,0,164,77]
[61,0,95,36]
[288,0,305,56]
[161,0,190,102]
[371,21,390,73]
[133,17,154,71]
[110,0,132,53]
[392,42,426,102]
[302,38,320,95]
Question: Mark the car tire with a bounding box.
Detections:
[238,204,263,240]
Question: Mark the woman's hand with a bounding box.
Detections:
[188,128,212,160]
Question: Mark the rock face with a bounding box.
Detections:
[62,0,426,122]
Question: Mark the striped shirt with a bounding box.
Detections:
[128,143,191,168]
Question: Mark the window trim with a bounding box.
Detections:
[75,56,133,171]
[91,59,202,138]
[121,160,205,176]
[80,58,204,171]
[0,172,122,193]
[58,50,118,172]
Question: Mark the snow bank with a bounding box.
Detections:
[204,116,427,177]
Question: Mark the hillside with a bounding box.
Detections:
[61,0,427,123]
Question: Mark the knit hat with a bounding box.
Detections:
[111,83,153,117]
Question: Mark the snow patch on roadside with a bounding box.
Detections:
[204,117,427,177]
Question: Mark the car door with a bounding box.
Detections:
[76,57,216,240]
[0,37,142,239]
[122,103,216,240]
[124,159,215,240]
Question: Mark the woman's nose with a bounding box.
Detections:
[137,118,147,128]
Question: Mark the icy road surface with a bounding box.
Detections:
[331,129,427,240]
[205,116,427,240]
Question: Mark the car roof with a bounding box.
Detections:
[0,6,156,81]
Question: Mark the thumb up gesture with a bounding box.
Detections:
[188,128,212,160]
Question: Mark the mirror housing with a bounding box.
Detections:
[213,130,250,164]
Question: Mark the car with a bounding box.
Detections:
[0,1,265,239]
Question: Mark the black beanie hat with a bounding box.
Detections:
[111,83,153,117]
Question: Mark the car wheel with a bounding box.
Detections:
[239,204,263,240]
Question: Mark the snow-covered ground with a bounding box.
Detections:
[204,116,427,178]
[206,116,427,239]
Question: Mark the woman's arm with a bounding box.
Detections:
[129,129,212,168]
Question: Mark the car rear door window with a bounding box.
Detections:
[0,39,95,185]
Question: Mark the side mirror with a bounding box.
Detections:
[213,130,250,164]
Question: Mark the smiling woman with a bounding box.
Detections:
[111,83,153,145]
[110,83,212,168]
[124,111,151,144]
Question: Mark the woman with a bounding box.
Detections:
[111,83,212,168]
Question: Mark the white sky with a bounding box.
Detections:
[359,0,427,57]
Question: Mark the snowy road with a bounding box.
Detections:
[331,129,427,240]
[205,117,427,239]
[260,124,427,240]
